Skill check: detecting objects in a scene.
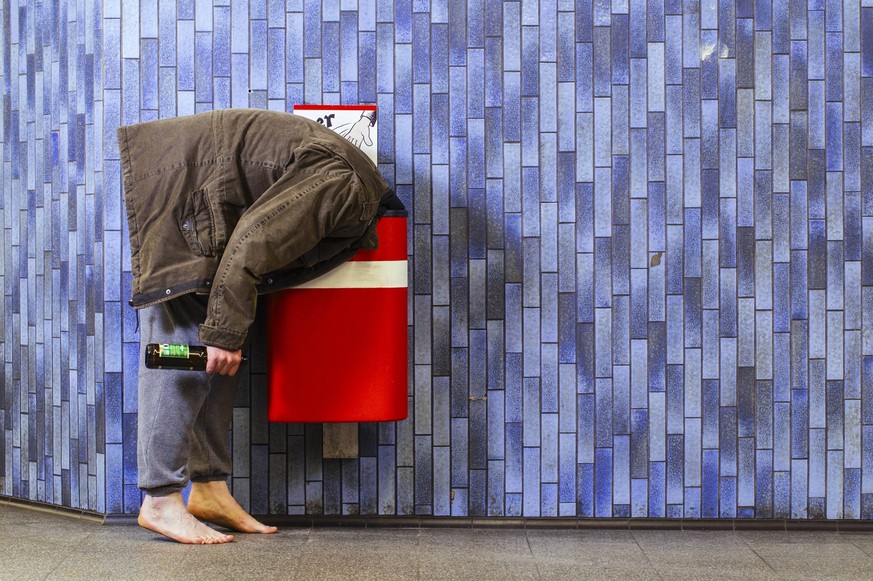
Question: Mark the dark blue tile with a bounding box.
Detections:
[702,450,719,518]
[754,449,773,517]
[808,219,827,289]
[790,388,809,461]
[702,170,720,240]
[121,413,137,486]
[573,462,592,517]
[628,269,646,342]
[861,357,873,425]
[630,410,648,480]
[702,378,719,450]
[789,253,809,323]
[594,237,612,309]
[611,15,629,85]
[684,278,702,349]
[863,8,873,76]
[594,374,614,450]
[521,28,539,98]
[826,32,844,101]
[827,381,845,452]
[719,60,737,128]
[684,208,701,278]
[595,447,613,517]
[737,19,754,88]
[322,460,342,515]
[845,468,861,519]
[647,323,666,394]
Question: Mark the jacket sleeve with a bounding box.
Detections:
[199,170,369,350]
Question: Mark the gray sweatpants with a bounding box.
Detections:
[137,293,238,496]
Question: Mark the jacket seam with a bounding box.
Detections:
[125,159,226,184]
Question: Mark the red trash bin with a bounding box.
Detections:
[266,212,408,422]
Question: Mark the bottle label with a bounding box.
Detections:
[159,344,190,359]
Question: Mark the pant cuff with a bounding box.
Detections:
[190,475,229,484]
[143,485,184,497]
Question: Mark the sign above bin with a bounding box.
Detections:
[292,104,378,166]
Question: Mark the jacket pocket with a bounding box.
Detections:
[180,188,218,257]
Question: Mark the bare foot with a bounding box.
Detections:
[188,480,278,534]
[138,493,234,544]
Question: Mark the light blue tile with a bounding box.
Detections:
[701,100,718,171]
[554,433,575,508]
[593,97,611,168]
[522,447,540,516]
[827,311,845,381]
[683,139,701,208]
[614,434,630,507]
[665,86,682,155]
[684,208,701,278]
[593,0,611,25]
[844,123,861,192]
[539,413,559,486]
[845,53,861,123]
[846,261,862,331]
[646,113,666,182]
[541,338,559,413]
[788,458,809,519]
[608,85,629,157]
[575,112,594,181]
[682,346,701,421]
[666,296,683,368]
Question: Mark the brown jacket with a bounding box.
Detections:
[118,109,393,350]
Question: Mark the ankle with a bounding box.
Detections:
[144,492,183,511]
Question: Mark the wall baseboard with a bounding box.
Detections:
[101,511,870,531]
[0,495,104,523]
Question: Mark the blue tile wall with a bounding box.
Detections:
[1,1,872,519]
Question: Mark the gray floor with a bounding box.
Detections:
[2,504,873,580]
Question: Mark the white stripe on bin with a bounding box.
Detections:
[293,260,408,290]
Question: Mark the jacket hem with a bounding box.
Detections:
[129,280,212,309]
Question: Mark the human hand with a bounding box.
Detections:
[206,345,243,376]
[340,117,373,147]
